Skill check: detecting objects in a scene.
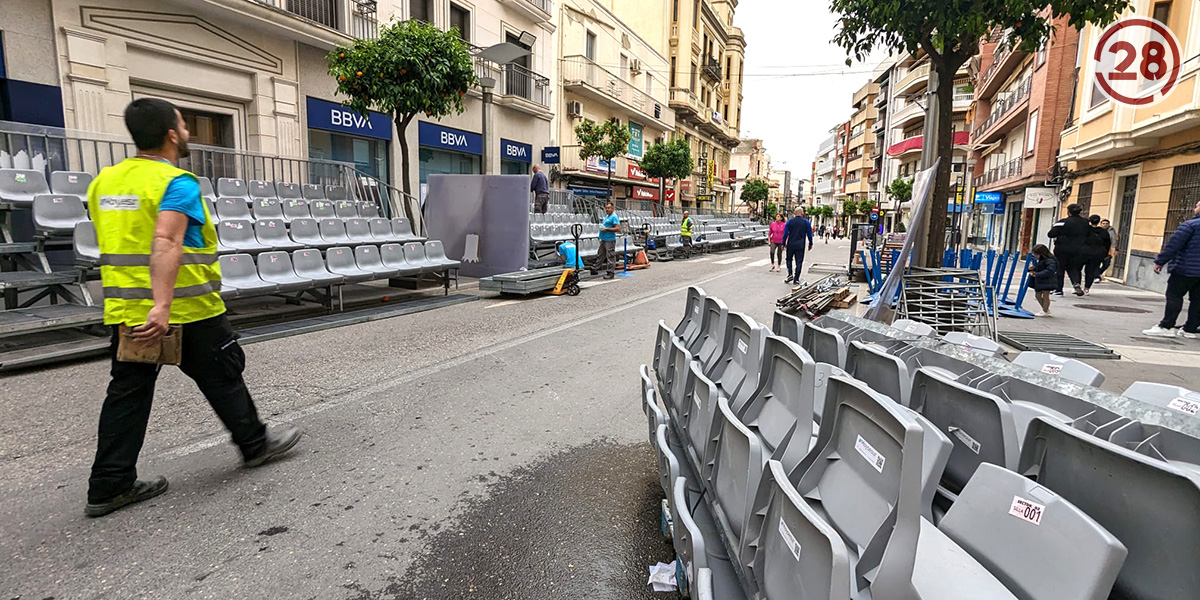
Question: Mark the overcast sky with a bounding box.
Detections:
[735,2,886,182]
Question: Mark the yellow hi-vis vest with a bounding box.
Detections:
[87,158,224,326]
[680,217,693,237]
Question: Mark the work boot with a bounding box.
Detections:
[244,424,303,468]
[85,476,169,518]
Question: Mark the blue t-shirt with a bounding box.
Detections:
[599,213,620,242]
[158,175,206,248]
[557,242,581,270]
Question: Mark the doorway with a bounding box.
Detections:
[1111,173,1139,279]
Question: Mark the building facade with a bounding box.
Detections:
[846,81,879,207]
[731,137,770,213]
[1059,0,1200,292]
[812,131,837,209]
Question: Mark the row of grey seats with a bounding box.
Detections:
[204,176,350,204]
[642,288,1197,600]
[530,222,599,242]
[530,212,587,224]
[209,197,380,224]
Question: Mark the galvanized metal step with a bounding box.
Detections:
[0,242,36,255]
[998,331,1121,360]
[0,271,77,290]
[0,304,104,339]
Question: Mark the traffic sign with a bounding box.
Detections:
[1093,17,1182,107]
[870,205,880,215]
[869,212,879,222]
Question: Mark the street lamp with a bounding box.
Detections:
[472,36,534,174]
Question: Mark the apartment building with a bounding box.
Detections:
[731,137,770,212]
[1058,0,1200,292]
[845,81,879,206]
[554,0,674,204]
[812,132,837,209]
[832,120,851,225]
[871,56,899,231]
[611,0,745,212]
[1,0,555,196]
[971,17,1078,254]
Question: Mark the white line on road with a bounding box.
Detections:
[163,262,757,460]
[714,256,751,265]
[578,280,614,288]
[747,259,771,267]
[485,299,524,309]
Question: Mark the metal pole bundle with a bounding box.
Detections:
[898,267,997,339]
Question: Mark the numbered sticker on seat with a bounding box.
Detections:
[855,435,885,473]
[1041,364,1063,375]
[950,426,982,454]
[1009,496,1045,525]
[1167,393,1200,415]
[737,339,748,355]
[777,518,802,561]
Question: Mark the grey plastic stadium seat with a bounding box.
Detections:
[281,198,310,223]
[324,246,375,283]
[424,240,461,269]
[380,243,423,276]
[708,312,767,413]
[0,169,50,205]
[771,310,804,344]
[301,183,324,200]
[318,218,352,245]
[358,201,381,218]
[197,176,216,199]
[291,249,345,286]
[391,218,424,242]
[207,198,220,223]
[252,198,285,221]
[248,180,275,200]
[216,197,253,221]
[688,297,729,372]
[276,182,302,201]
[1020,416,1200,600]
[1108,420,1200,477]
[670,477,746,600]
[890,318,935,337]
[217,177,249,200]
[353,245,400,278]
[256,251,313,293]
[736,336,818,457]
[665,337,693,421]
[218,253,278,298]
[653,321,675,388]
[50,171,93,196]
[345,218,376,243]
[73,220,99,264]
[288,218,327,248]
[847,340,913,407]
[645,388,669,449]
[218,220,271,252]
[939,463,1127,600]
[324,185,348,202]
[402,242,438,274]
[255,218,303,251]
[941,331,1005,358]
[333,200,358,219]
[800,321,847,368]
[676,286,707,347]
[32,194,88,235]
[370,217,403,243]
[986,375,1130,442]
[1121,381,1200,414]
[656,424,684,499]
[684,361,722,482]
[309,200,336,220]
[1012,351,1105,387]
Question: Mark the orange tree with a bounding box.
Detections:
[327,20,476,197]
[575,119,632,200]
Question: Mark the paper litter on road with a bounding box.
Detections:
[647,561,678,592]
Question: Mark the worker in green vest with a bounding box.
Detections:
[84,98,301,518]
[680,210,694,257]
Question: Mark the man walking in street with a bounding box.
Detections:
[1097,218,1118,281]
[1143,199,1200,338]
[531,165,550,214]
[592,201,621,279]
[85,98,301,518]
[680,210,694,258]
[1047,203,1091,296]
[781,207,815,284]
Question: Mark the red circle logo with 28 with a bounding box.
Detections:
[1093,17,1182,107]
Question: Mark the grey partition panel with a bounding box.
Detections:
[1019,417,1200,600]
[424,174,529,278]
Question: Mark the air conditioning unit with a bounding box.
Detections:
[630,59,642,73]
[567,101,583,117]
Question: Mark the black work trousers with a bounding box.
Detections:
[1159,273,1200,333]
[88,313,267,503]
[1055,251,1083,292]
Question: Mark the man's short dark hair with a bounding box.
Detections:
[606,202,614,208]
[1067,203,1082,216]
[1089,214,1101,225]
[124,98,180,151]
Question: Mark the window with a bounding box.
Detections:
[620,54,629,80]
[693,0,699,28]
[646,74,653,96]
[409,0,431,23]
[449,3,470,41]
[690,62,697,91]
[585,31,597,61]
[1165,162,1200,250]
[1075,181,1094,215]
[1089,80,1108,109]
[1153,1,1171,24]
[1037,43,1046,66]
[725,57,732,81]
[672,0,678,22]
[1026,111,1038,154]
[670,57,677,87]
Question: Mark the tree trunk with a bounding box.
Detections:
[607,161,614,204]
[396,113,416,197]
[923,61,957,267]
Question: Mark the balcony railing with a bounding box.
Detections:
[974,157,1023,187]
[500,63,550,108]
[887,131,971,156]
[896,62,931,92]
[563,56,672,126]
[953,92,974,104]
[702,57,722,82]
[972,76,1032,139]
[875,87,889,106]
[251,0,379,39]
[816,181,834,194]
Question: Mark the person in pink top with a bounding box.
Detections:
[768,213,786,272]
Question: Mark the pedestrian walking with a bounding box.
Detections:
[592,201,620,279]
[1027,244,1059,317]
[679,210,694,258]
[768,213,786,272]
[1142,199,1200,338]
[85,98,300,518]
[1097,218,1118,281]
[1082,214,1111,294]
[781,207,815,284]
[530,165,550,214]
[1047,203,1091,296]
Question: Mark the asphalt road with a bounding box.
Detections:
[1,239,830,600]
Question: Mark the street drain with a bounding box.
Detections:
[1076,304,1151,314]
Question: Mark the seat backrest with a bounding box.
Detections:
[252,198,284,221]
[334,200,358,219]
[217,177,248,199]
[986,374,1129,440]
[654,321,673,386]
[667,337,693,418]
[292,248,329,275]
[248,180,276,199]
[73,220,99,263]
[370,217,394,239]
[939,463,1127,600]
[319,218,348,240]
[219,253,257,282]
[197,176,216,199]
[290,217,321,241]
[426,240,452,262]
[707,312,765,403]
[50,171,93,196]
[771,310,804,344]
[689,297,729,369]
[310,200,336,219]
[380,243,410,268]
[392,218,416,237]
[0,168,50,202]
[276,182,302,200]
[710,395,766,547]
[403,241,429,264]
[218,219,257,245]
[941,331,1005,358]
[676,286,707,344]
[257,251,299,279]
[355,244,385,269]
[890,318,935,337]
[739,335,817,457]
[1012,351,1105,387]
[282,198,310,221]
[32,194,88,230]
[1108,420,1200,473]
[255,218,290,243]
[345,218,373,238]
[216,197,253,221]
[846,341,912,408]
[325,246,358,270]
[1121,382,1200,414]
[911,367,1019,496]
[801,322,846,368]
[301,183,324,200]
[1020,417,1200,600]
[325,185,348,202]
[358,201,380,218]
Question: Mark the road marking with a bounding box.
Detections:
[485,299,524,309]
[578,280,613,288]
[747,259,771,267]
[163,262,758,460]
[715,256,750,265]
[687,258,710,262]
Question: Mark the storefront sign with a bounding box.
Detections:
[586,156,613,174]
[628,121,644,159]
[633,186,660,200]
[980,201,1007,215]
[418,121,482,155]
[628,164,648,180]
[541,147,561,164]
[501,139,532,163]
[307,97,393,140]
[665,189,676,202]
[974,191,1003,204]
[680,180,692,193]
[1024,187,1059,209]
[569,185,611,197]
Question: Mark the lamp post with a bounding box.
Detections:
[471,34,535,175]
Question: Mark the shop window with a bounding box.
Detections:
[672,0,678,22]
[450,3,470,41]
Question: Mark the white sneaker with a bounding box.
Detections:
[1032,310,1046,317]
[1181,330,1199,339]
[1142,325,1177,338]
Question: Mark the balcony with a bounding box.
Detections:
[494,63,552,117]
[243,0,379,44]
[817,159,835,176]
[892,98,925,129]
[497,0,554,25]
[562,56,675,129]
[816,180,834,194]
[868,169,880,184]
[896,62,931,94]
[979,47,1029,98]
[974,157,1023,188]
[701,57,722,83]
[669,87,700,121]
[887,131,971,157]
[875,86,889,107]
[972,76,1031,143]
